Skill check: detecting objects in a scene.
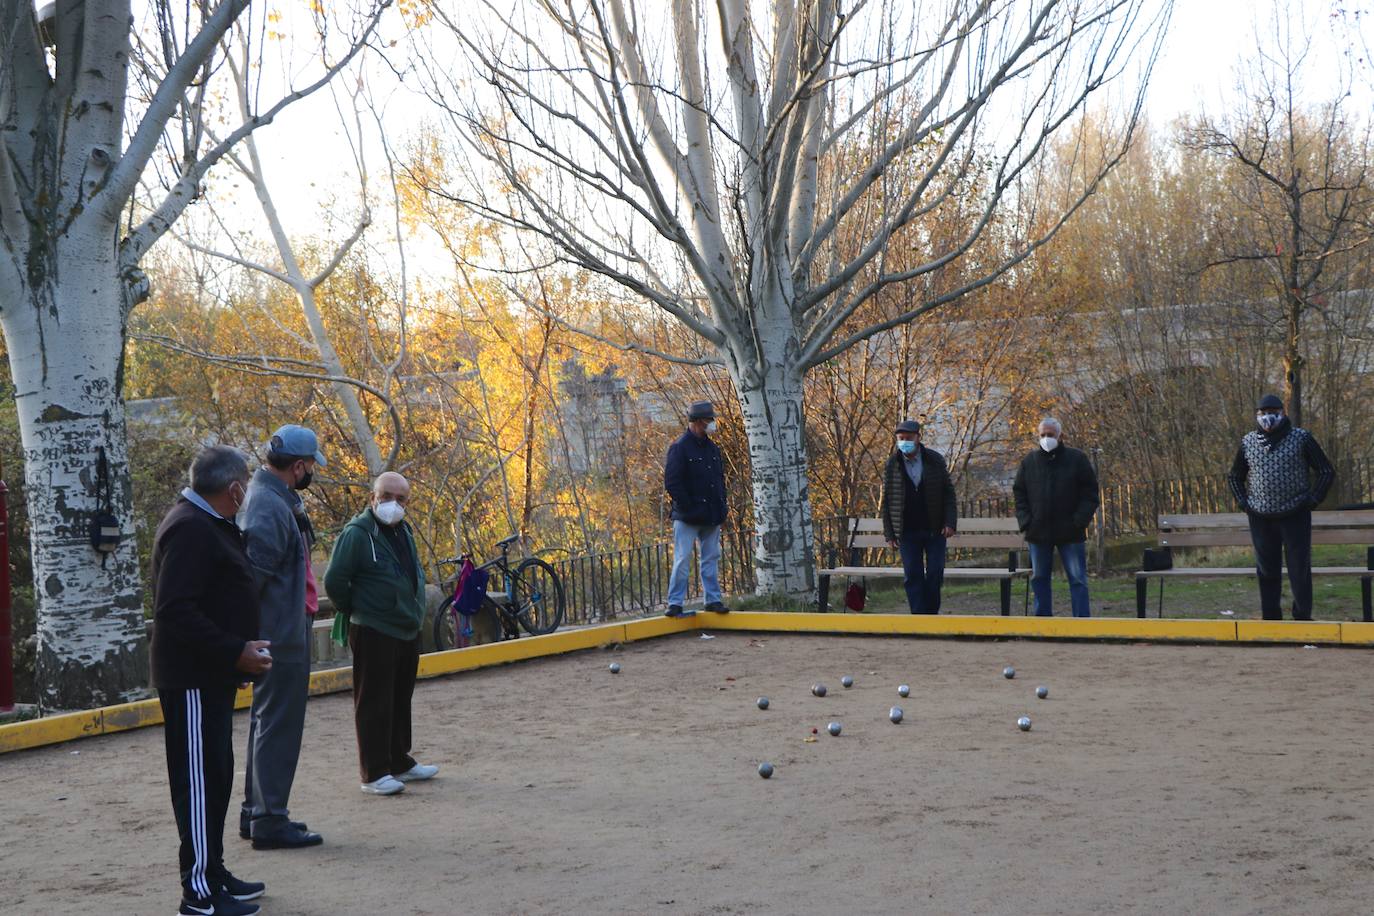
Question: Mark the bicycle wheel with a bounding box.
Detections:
[432,595,461,651]
[511,557,565,635]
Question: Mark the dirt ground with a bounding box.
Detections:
[3,631,1373,915]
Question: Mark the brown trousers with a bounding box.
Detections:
[348,623,421,783]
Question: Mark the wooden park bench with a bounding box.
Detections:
[1135,511,1374,620]
[817,517,1029,614]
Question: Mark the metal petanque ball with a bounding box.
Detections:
[897,684,910,698]
[1036,685,1049,700]
[1003,666,1016,680]
[841,675,854,688]
[812,683,828,697]
[757,697,770,710]
[608,663,621,674]
[1017,716,1032,731]
[827,721,842,737]
[889,706,904,724]
[758,762,774,779]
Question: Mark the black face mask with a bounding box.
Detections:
[293,468,313,491]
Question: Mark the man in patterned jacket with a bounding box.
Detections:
[1226,394,1335,621]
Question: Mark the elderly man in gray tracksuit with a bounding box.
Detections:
[238,425,326,850]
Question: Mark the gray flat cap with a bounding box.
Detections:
[688,400,716,420]
[894,419,921,434]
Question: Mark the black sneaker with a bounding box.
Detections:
[220,871,266,901]
[704,601,730,614]
[665,605,686,618]
[179,891,260,915]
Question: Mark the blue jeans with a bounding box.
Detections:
[1029,541,1090,617]
[668,521,722,607]
[898,530,947,614]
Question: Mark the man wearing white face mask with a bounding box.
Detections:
[1013,418,1100,617]
[324,471,437,796]
[880,420,958,613]
[663,400,730,616]
[1226,394,1334,620]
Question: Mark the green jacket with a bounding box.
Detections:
[324,509,426,642]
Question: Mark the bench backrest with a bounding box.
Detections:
[845,516,1024,550]
[1157,510,1374,547]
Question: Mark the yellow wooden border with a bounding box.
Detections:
[1339,622,1374,645]
[1234,621,1343,644]
[699,611,1240,642]
[3,611,1367,755]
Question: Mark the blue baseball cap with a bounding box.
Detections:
[268,424,326,467]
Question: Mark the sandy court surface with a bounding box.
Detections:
[3,630,1374,915]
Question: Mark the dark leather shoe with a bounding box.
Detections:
[240,813,309,840]
[251,824,323,850]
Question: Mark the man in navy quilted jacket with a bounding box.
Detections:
[663,400,730,616]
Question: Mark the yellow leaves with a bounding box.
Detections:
[397,0,434,28]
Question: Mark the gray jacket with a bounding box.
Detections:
[240,467,310,662]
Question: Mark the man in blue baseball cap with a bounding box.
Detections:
[238,425,326,849]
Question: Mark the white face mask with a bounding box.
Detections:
[705,421,718,434]
[1257,413,1282,431]
[1039,436,1058,452]
[374,500,405,526]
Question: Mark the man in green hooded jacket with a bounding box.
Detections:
[324,471,438,796]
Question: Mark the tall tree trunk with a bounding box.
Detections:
[1284,172,1304,426]
[733,341,815,597]
[1,234,148,710]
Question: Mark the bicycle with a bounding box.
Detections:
[432,534,566,650]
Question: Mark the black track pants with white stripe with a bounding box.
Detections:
[160,684,237,900]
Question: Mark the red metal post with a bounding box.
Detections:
[0,473,13,712]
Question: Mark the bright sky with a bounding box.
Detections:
[192,0,1371,281]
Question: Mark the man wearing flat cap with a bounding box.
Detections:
[880,420,957,613]
[663,400,730,616]
[1227,394,1335,620]
[238,424,326,849]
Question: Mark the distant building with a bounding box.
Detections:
[559,359,674,475]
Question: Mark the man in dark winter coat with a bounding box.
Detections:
[152,445,272,916]
[663,400,730,616]
[1226,394,1335,621]
[880,420,957,613]
[1013,418,1100,617]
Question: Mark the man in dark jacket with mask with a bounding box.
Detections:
[238,425,325,850]
[880,420,957,613]
[1226,394,1335,621]
[1013,417,1100,617]
[663,400,729,616]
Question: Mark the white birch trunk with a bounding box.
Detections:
[1,230,149,710]
[728,297,814,596]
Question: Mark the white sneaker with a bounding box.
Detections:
[360,775,406,796]
[395,763,438,782]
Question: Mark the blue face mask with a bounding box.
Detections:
[896,439,917,455]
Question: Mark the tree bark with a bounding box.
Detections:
[730,326,815,597]
[1,231,149,710]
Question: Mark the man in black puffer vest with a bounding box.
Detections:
[880,420,957,613]
[1226,394,1335,620]
[1013,417,1100,617]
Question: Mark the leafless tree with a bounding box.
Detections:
[407,0,1169,597]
